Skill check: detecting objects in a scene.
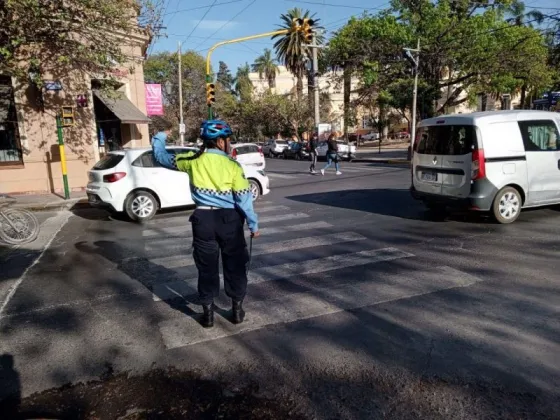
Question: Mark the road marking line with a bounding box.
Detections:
[148,232,365,267]
[259,212,309,224]
[267,173,296,179]
[143,220,333,243]
[0,211,72,315]
[141,205,293,237]
[151,247,411,301]
[157,264,482,349]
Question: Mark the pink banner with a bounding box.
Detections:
[145,83,163,116]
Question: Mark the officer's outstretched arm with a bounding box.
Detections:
[151,134,179,170]
[232,164,259,233]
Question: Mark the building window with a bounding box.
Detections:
[0,76,23,165]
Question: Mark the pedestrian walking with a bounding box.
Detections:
[151,119,260,329]
[309,132,319,174]
[321,133,342,175]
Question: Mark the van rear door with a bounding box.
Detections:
[414,124,476,198]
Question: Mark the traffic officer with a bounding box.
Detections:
[151,119,259,329]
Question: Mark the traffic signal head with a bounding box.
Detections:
[206,83,215,106]
[301,18,314,43]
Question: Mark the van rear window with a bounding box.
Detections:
[92,154,124,170]
[415,125,476,155]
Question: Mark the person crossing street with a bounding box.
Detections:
[151,119,259,329]
[321,133,342,175]
[309,132,319,174]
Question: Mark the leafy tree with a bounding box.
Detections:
[0,0,161,84]
[272,7,324,98]
[233,63,253,102]
[325,0,553,129]
[252,49,280,89]
[144,50,209,141]
[217,61,234,93]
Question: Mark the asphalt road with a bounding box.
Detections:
[1,157,559,418]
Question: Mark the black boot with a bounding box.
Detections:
[201,303,214,328]
[232,300,245,324]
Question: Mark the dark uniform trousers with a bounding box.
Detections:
[189,208,249,305]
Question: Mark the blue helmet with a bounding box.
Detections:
[200,119,233,141]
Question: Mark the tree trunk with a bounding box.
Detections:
[343,64,351,139]
[296,76,303,99]
[520,83,527,110]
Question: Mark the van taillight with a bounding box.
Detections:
[471,149,485,180]
[232,149,237,159]
[103,172,126,183]
[258,146,263,157]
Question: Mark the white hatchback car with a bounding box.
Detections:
[229,143,265,168]
[86,146,270,222]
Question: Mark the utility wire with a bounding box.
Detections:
[180,0,220,51]
[192,0,258,51]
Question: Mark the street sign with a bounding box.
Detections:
[44,81,63,91]
[179,123,186,134]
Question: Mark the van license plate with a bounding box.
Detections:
[421,172,437,182]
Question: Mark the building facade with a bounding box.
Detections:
[0,35,151,194]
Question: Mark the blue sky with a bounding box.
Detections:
[150,0,560,75]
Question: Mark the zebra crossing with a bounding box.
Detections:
[138,201,483,350]
[265,164,387,180]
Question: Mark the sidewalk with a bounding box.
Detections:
[352,148,410,164]
[0,191,88,212]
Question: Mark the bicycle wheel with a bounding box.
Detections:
[0,208,40,245]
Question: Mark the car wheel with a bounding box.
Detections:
[249,179,260,201]
[492,186,522,224]
[125,190,158,223]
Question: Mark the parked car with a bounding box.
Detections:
[86,146,270,222]
[262,139,289,157]
[410,110,560,224]
[316,140,356,161]
[283,142,310,160]
[229,143,265,169]
[362,132,380,140]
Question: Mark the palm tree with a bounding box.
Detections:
[272,8,324,98]
[234,63,253,101]
[252,49,280,90]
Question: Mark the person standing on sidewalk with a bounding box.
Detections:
[309,132,319,174]
[321,134,342,175]
[151,119,259,329]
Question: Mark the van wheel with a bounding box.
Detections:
[492,187,521,224]
[125,190,158,223]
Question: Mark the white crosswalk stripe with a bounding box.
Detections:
[130,199,484,349]
[151,247,414,302]
[148,232,366,266]
[158,264,482,349]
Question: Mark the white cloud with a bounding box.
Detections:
[193,20,238,30]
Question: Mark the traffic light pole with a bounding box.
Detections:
[178,41,185,146]
[312,32,320,128]
[205,29,290,119]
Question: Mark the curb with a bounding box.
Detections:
[9,198,89,213]
[352,159,410,165]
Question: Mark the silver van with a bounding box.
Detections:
[410,110,560,224]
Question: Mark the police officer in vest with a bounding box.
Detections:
[151,119,259,328]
